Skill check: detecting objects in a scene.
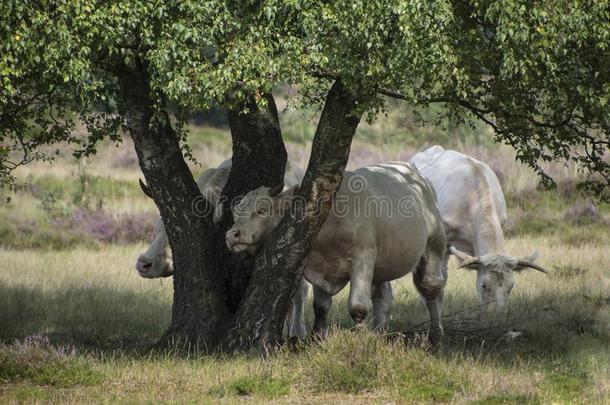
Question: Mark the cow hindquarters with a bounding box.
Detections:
[412,251,448,346]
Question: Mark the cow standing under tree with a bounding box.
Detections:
[226,162,449,344]
[136,159,309,340]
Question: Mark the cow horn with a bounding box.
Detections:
[268,182,284,197]
[449,246,474,261]
[516,260,548,274]
[139,178,154,199]
[450,247,481,269]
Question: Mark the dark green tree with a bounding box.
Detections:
[1,0,608,350]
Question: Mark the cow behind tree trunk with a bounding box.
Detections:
[226,80,366,351]
[118,61,365,352]
[117,61,229,348]
[118,60,289,349]
[216,94,288,313]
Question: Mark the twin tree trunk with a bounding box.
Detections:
[119,61,363,351]
[225,81,363,349]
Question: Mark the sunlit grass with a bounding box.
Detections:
[0,233,608,402]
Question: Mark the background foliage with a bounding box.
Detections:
[1,0,608,196]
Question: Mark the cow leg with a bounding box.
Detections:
[313,285,333,336]
[371,281,393,331]
[285,280,308,339]
[412,251,448,345]
[347,251,376,326]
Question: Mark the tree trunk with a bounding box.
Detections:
[215,93,288,312]
[226,80,365,351]
[116,63,229,348]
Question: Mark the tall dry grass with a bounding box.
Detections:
[0,232,608,402]
[1,108,608,402]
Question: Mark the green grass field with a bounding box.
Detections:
[1,114,609,403]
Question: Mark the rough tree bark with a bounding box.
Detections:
[226,80,365,351]
[117,60,362,351]
[116,62,230,348]
[215,93,288,312]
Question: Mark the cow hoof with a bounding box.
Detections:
[350,309,368,325]
[286,336,307,351]
[354,322,367,330]
[428,329,445,349]
[311,329,328,342]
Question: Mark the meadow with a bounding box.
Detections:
[0,103,609,403]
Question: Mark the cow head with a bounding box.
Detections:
[450,246,546,308]
[136,218,173,278]
[135,179,173,278]
[225,183,296,254]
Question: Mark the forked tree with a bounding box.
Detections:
[1,1,608,351]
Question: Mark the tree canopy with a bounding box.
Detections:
[1,0,609,196]
[1,1,609,350]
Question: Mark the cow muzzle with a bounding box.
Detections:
[136,255,153,276]
[225,228,243,250]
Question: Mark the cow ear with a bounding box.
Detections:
[205,185,223,205]
[268,182,285,197]
[213,200,224,224]
[285,185,299,196]
[139,179,154,199]
[458,258,482,270]
[274,185,298,212]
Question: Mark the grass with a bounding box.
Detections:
[0,338,103,388]
[215,374,291,398]
[0,232,608,402]
[1,115,609,402]
[0,246,171,345]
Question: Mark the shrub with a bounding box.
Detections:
[305,330,464,400]
[544,366,590,403]
[0,209,156,249]
[564,200,600,224]
[53,209,156,244]
[0,335,103,387]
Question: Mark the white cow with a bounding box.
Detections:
[225,162,448,342]
[410,145,546,309]
[136,159,232,278]
[136,159,309,339]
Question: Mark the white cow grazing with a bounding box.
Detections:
[136,159,309,339]
[225,162,448,342]
[410,145,546,308]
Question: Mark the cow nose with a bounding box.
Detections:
[136,256,153,273]
[226,229,241,246]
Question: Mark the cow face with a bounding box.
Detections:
[450,247,546,308]
[226,184,295,254]
[135,219,173,278]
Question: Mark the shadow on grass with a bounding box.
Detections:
[0,281,170,350]
[314,284,609,367]
[0,278,607,366]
